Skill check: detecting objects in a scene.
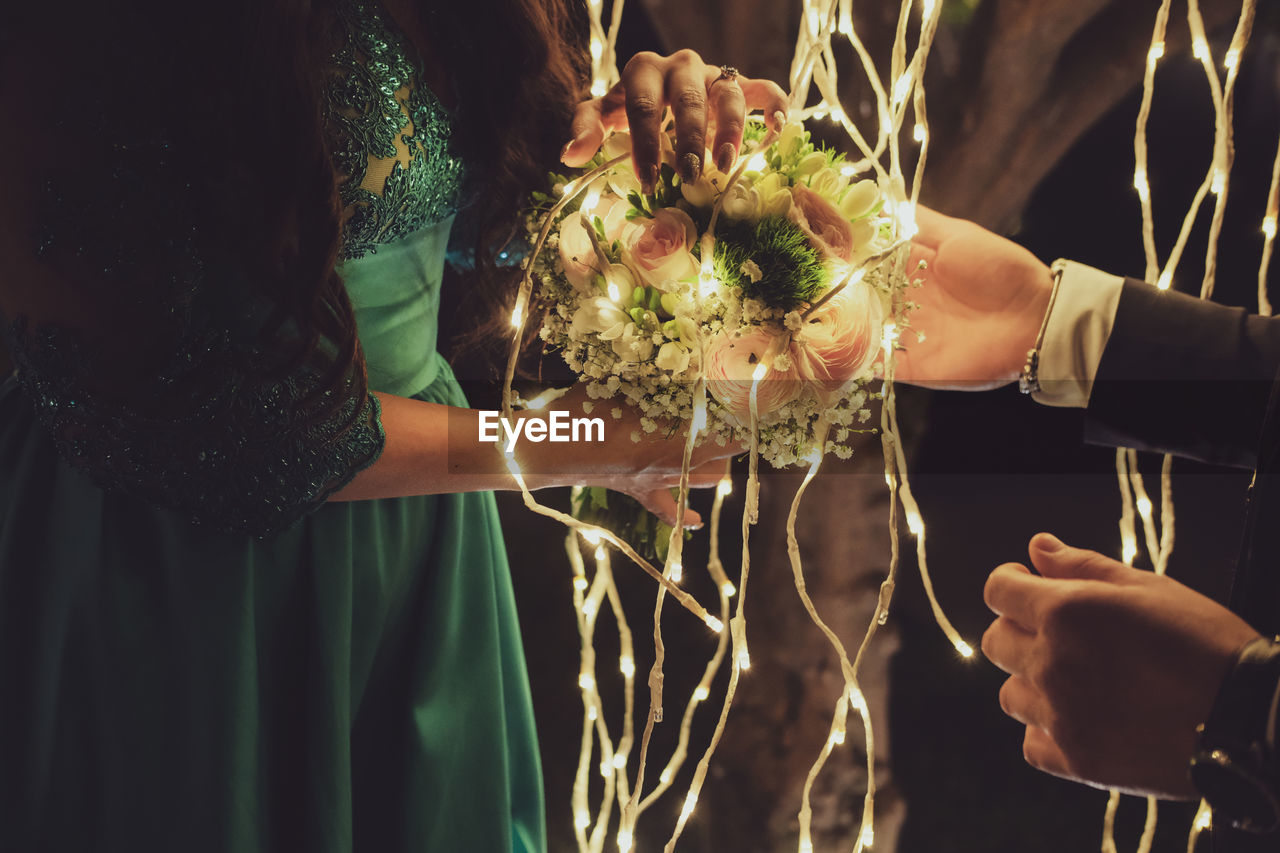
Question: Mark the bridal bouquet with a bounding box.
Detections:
[529,122,908,469]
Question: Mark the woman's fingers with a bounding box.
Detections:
[631,487,703,529]
[664,51,710,183]
[706,71,746,173]
[620,52,667,192]
[566,51,788,185]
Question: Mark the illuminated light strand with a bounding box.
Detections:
[1131,0,1171,286]
[1259,136,1279,317]
[640,459,733,821]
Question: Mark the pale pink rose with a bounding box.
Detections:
[705,327,803,422]
[559,196,630,290]
[621,206,699,291]
[787,184,855,262]
[794,283,884,398]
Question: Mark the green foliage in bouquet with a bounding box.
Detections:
[570,487,684,563]
[709,216,827,309]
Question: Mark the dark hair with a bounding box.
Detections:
[13,0,586,398]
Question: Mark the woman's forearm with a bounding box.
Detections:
[329,392,556,501]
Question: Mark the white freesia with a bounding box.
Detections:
[611,322,655,361]
[808,167,847,198]
[794,151,827,177]
[721,181,761,221]
[571,296,628,339]
[655,341,692,375]
[777,122,804,161]
[839,180,880,219]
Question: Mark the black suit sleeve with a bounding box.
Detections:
[1084,279,1280,469]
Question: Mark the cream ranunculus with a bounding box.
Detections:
[621,206,699,291]
[704,327,803,422]
[788,184,855,262]
[794,282,885,398]
[559,195,630,290]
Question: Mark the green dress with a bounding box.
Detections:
[0,3,544,851]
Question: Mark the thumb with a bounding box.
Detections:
[1027,533,1121,582]
[632,488,703,530]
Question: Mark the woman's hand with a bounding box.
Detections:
[982,533,1261,798]
[561,50,788,193]
[896,206,1054,390]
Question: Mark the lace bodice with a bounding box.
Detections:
[0,0,464,535]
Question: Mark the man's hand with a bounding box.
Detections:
[982,533,1261,798]
[896,206,1055,390]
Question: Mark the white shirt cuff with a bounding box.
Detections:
[1031,260,1125,408]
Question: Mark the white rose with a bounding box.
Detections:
[721,181,761,221]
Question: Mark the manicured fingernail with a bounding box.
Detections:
[1033,533,1063,552]
[773,110,786,131]
[640,164,658,195]
[561,140,573,160]
[716,143,736,173]
[678,152,701,183]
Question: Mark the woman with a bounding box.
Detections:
[0,1,784,851]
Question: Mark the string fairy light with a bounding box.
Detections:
[1109,2,1258,851]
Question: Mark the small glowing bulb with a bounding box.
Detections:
[680,792,698,822]
[1156,270,1173,291]
[1133,169,1150,203]
[1147,42,1165,65]
[600,760,611,778]
[619,656,635,678]
[607,280,621,302]
[896,202,918,239]
[587,705,598,721]
[691,403,707,434]
[881,323,899,351]
[660,768,673,784]
[849,688,869,714]
[582,600,598,619]
[510,304,524,328]
[704,614,724,633]
[746,151,768,172]
[1193,39,1210,62]
[737,648,752,671]
[575,811,591,831]
[573,576,589,592]
[829,107,847,124]
[612,753,628,770]
[525,390,557,411]
[829,728,846,746]
[806,7,820,35]
[1195,808,1212,831]
[891,71,913,107]
[1122,540,1139,564]
[906,511,924,535]
[1136,496,1153,516]
[579,672,595,691]
[1264,216,1277,239]
[581,188,601,215]
[1212,170,1225,195]
[799,840,815,853]
[692,685,710,702]
[884,472,893,487]
[669,561,683,583]
[840,164,857,177]
[838,8,853,36]
[751,362,769,382]
[955,640,975,659]
[589,37,603,62]
[720,580,737,597]
[912,123,926,143]
[594,545,607,562]
[698,274,720,299]
[581,529,603,545]
[591,79,608,98]
[1225,48,1240,71]
[922,0,936,18]
[717,479,733,497]
[617,828,634,853]
[861,824,875,848]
